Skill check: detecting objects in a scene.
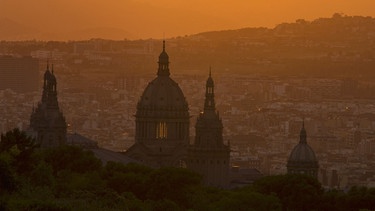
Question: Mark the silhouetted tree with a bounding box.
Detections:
[344,186,375,211]
[43,145,102,175]
[0,128,37,152]
[0,128,38,176]
[104,162,152,198]
[253,174,323,211]
[210,189,281,211]
[146,167,202,208]
[0,159,15,193]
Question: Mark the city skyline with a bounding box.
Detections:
[1,0,375,40]
[1,3,375,209]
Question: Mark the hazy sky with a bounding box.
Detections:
[1,0,375,40]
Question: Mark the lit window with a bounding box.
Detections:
[156,121,167,139]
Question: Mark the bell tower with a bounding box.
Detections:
[30,63,67,147]
[187,69,230,188]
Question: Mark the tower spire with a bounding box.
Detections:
[157,40,170,77]
[189,66,229,188]
[302,118,305,128]
[300,119,307,143]
[204,67,215,112]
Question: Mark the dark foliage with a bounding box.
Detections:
[0,128,38,175]
[0,129,374,210]
[146,167,202,208]
[0,159,15,193]
[43,145,102,175]
[253,174,323,211]
[103,161,152,198]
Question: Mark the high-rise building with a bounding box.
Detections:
[29,64,67,147]
[125,41,190,167]
[287,121,319,178]
[0,56,39,92]
[187,70,230,188]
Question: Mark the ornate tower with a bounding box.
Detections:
[30,64,67,147]
[125,41,190,167]
[287,121,319,178]
[187,70,230,188]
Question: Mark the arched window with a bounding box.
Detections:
[156,121,167,139]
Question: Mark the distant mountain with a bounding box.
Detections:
[0,18,40,40]
[192,13,375,42]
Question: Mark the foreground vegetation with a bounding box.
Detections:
[1,128,375,210]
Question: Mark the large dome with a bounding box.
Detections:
[137,76,189,116]
[136,40,188,118]
[126,41,190,168]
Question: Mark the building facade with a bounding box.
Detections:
[187,70,230,188]
[125,41,190,167]
[29,64,67,147]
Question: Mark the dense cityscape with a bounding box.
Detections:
[1,14,375,210]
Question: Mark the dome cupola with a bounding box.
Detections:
[157,40,170,77]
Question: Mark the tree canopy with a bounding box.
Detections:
[0,128,375,210]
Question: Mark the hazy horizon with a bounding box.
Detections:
[1,0,375,40]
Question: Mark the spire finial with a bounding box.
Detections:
[47,60,49,70]
[302,117,305,129]
[52,64,54,74]
[209,66,212,77]
[300,117,307,143]
[163,40,165,52]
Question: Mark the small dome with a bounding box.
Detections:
[287,123,318,171]
[288,143,318,164]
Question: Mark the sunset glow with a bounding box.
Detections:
[1,0,375,40]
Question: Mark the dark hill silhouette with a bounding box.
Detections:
[2,14,375,77]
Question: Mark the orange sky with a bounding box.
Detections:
[1,0,375,40]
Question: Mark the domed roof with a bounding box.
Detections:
[288,143,318,164]
[287,122,318,168]
[136,40,188,117]
[138,76,188,109]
